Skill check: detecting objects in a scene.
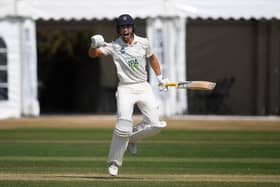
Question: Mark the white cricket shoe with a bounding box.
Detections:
[158,121,167,128]
[127,142,137,154]
[108,163,118,176]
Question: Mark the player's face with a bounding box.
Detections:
[119,25,134,43]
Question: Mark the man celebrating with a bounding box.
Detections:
[88,14,168,176]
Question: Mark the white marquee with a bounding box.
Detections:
[1,0,280,20]
[0,0,279,118]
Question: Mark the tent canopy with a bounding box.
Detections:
[1,0,280,20]
[1,0,280,117]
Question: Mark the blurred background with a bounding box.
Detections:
[1,0,280,118]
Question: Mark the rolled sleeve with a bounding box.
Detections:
[99,43,113,56]
[145,39,153,58]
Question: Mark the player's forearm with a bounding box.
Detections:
[88,47,103,58]
[149,54,161,76]
[88,47,97,58]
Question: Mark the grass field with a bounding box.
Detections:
[0,115,280,187]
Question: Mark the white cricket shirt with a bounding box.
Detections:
[99,35,153,84]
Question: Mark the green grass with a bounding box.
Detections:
[0,128,280,186]
[1,181,280,187]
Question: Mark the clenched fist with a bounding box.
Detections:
[91,34,105,48]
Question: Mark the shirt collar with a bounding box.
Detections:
[119,34,138,46]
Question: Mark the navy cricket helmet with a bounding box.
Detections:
[116,14,135,33]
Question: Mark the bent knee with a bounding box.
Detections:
[114,119,133,137]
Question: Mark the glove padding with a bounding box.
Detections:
[91,34,105,48]
[157,75,168,92]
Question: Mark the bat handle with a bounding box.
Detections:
[165,82,177,87]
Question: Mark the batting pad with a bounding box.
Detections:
[108,133,129,166]
[115,119,133,137]
[129,121,167,143]
[108,119,132,166]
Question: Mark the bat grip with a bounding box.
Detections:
[165,82,177,87]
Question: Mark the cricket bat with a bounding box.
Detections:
[165,81,216,91]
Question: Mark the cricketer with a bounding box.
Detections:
[88,14,167,176]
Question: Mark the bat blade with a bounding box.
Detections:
[165,81,216,90]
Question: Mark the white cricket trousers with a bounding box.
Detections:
[117,81,160,124]
[108,81,162,166]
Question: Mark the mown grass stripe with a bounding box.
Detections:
[0,140,110,144]
[1,156,280,163]
[1,140,280,145]
[0,173,280,183]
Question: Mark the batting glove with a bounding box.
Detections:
[91,34,105,48]
[157,75,168,92]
